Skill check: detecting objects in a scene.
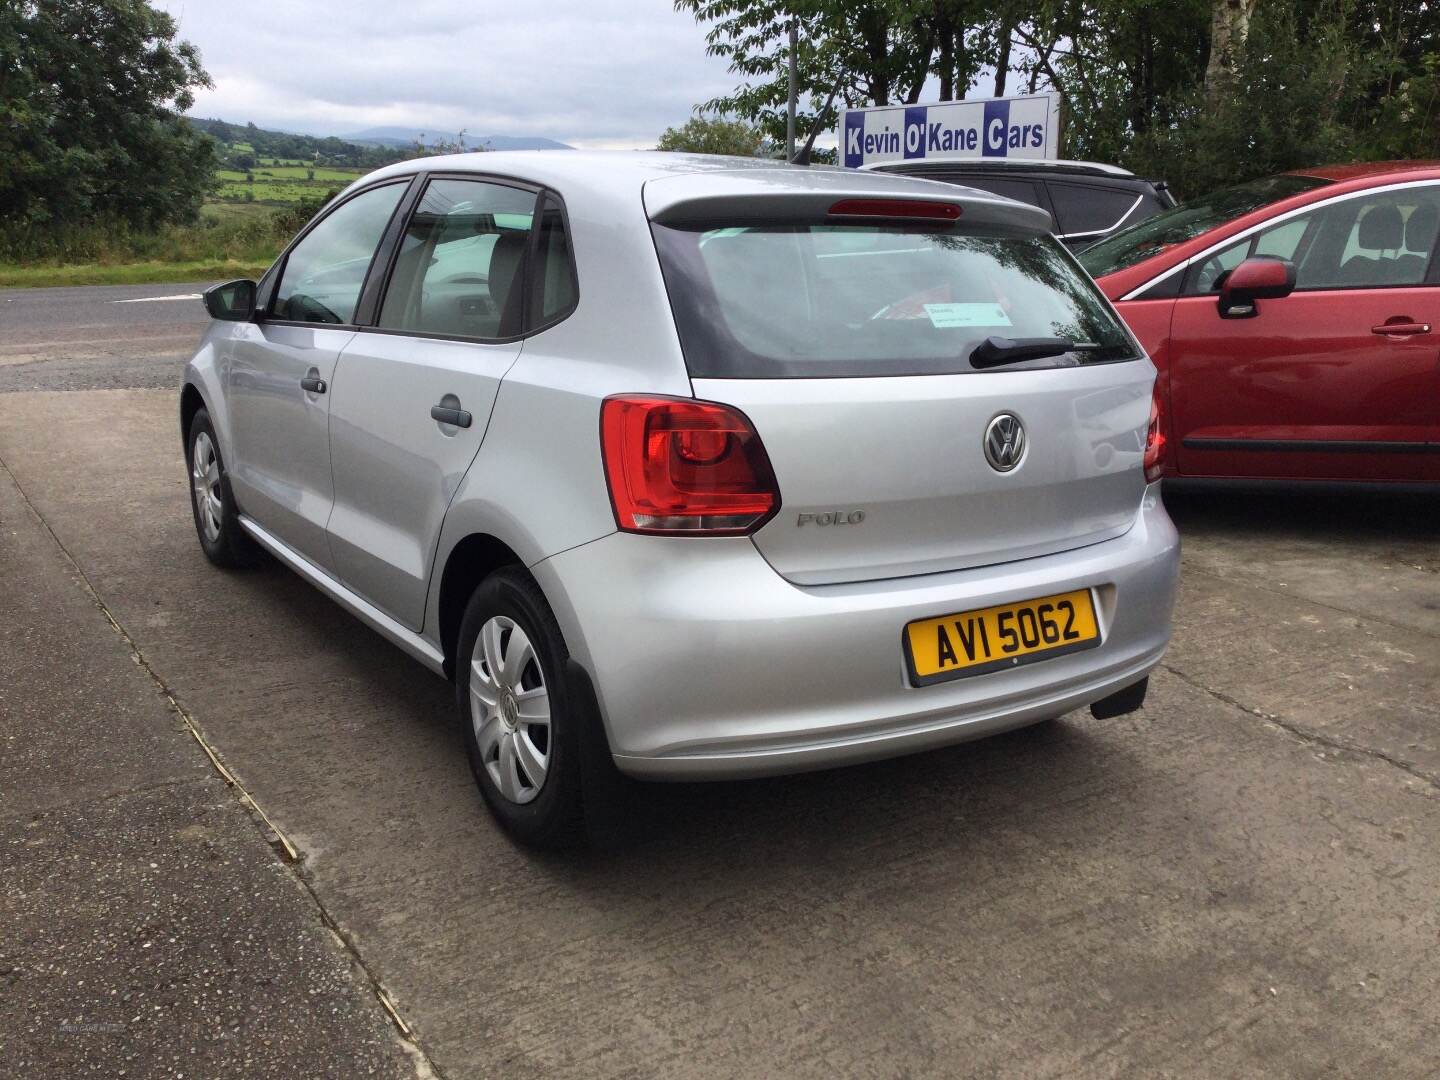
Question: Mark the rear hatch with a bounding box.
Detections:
[646,173,1154,586]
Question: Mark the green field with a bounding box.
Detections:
[212,164,364,206]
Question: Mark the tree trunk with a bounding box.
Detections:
[939,25,954,100]
[993,18,1012,98]
[1204,0,1259,102]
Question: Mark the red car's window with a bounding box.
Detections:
[1079,174,1331,278]
[1184,186,1440,294]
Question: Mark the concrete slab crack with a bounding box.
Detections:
[1162,662,1440,793]
[0,447,446,1080]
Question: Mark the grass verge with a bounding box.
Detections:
[0,260,276,289]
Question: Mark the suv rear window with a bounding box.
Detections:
[652,221,1138,378]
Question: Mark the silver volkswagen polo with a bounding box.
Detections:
[182,151,1179,846]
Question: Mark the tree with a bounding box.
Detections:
[1204,0,1260,102]
[681,0,1440,198]
[657,116,764,156]
[0,0,216,229]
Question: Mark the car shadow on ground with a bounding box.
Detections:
[1162,485,1440,543]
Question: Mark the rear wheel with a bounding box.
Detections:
[456,568,587,848]
[186,408,257,568]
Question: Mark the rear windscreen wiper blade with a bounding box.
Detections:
[968,336,1074,370]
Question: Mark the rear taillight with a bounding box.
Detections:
[600,395,780,535]
[1143,384,1168,483]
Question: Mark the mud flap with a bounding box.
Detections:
[1090,675,1149,720]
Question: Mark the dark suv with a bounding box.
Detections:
[863,159,1175,250]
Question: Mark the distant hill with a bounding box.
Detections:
[341,127,573,151]
[189,118,572,171]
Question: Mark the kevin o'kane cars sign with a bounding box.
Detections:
[841,93,1062,168]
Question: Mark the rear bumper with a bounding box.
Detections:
[533,486,1179,780]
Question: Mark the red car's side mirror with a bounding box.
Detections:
[1217,257,1296,319]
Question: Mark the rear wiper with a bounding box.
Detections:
[968,335,1074,369]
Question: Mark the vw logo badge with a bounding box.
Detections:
[984,413,1026,472]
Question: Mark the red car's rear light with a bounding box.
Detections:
[828,198,962,221]
[600,396,780,535]
[1143,383,1168,483]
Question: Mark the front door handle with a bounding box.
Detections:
[431,404,473,428]
[1371,320,1431,336]
[300,375,327,393]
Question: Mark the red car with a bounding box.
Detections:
[1079,162,1440,486]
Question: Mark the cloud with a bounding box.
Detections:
[155,0,741,147]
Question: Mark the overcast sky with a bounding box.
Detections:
[154,0,742,148]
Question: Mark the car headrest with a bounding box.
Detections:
[489,232,530,334]
[1359,204,1404,250]
[1406,203,1438,251]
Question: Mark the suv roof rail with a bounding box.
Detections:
[860,159,1135,179]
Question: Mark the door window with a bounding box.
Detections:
[378,178,537,340]
[272,183,406,324]
[1184,186,1440,294]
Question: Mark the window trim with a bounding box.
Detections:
[1119,179,1440,300]
[1047,184,1146,241]
[258,176,418,329]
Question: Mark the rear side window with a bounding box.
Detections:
[1048,183,1141,237]
[652,221,1138,378]
[272,182,406,324]
[378,178,536,340]
[529,194,578,326]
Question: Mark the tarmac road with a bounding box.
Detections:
[2,283,1439,1077]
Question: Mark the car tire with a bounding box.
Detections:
[186,407,258,569]
[455,567,590,848]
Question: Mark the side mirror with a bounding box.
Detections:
[203,279,257,322]
[1217,257,1295,319]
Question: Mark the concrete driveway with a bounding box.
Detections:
[2,284,1438,1077]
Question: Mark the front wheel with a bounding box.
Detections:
[456,568,587,848]
[186,407,257,568]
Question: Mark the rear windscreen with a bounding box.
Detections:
[651,221,1139,378]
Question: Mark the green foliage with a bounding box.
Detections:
[682,0,1440,201]
[1124,4,1361,198]
[675,0,1030,151]
[0,0,217,229]
[657,116,764,156]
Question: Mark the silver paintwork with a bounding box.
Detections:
[183,150,1178,782]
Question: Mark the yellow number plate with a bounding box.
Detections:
[904,589,1101,686]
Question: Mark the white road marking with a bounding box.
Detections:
[110,293,203,304]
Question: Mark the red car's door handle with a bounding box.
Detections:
[1371,320,1431,336]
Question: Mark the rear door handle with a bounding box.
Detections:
[1371,321,1431,336]
[300,375,327,393]
[430,405,472,428]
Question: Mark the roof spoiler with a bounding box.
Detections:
[644,173,1054,234]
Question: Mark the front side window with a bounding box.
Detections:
[653,220,1138,378]
[1079,173,1332,278]
[272,183,406,324]
[1183,186,1440,295]
[378,178,537,339]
